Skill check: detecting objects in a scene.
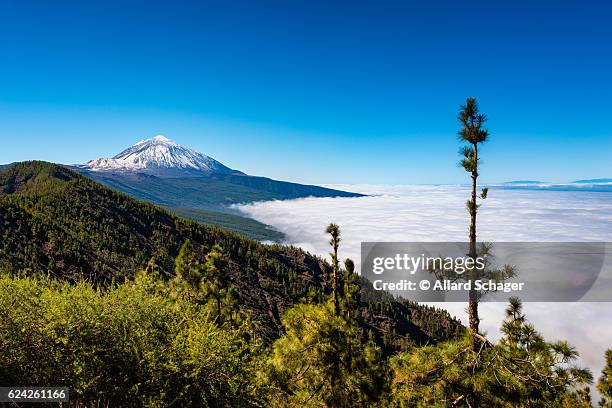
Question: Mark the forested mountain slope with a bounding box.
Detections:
[81,169,363,211]
[0,161,462,350]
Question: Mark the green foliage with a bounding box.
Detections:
[261,302,388,407]
[174,241,239,326]
[599,349,612,407]
[480,186,488,199]
[175,240,200,287]
[460,146,478,173]
[260,227,387,407]
[201,244,231,319]
[341,258,360,320]
[0,272,262,407]
[0,162,463,348]
[325,223,341,316]
[389,297,592,407]
[457,97,489,147]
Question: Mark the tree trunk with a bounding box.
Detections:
[468,143,480,335]
[332,243,340,316]
[468,291,479,333]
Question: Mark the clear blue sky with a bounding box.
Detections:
[1,0,611,184]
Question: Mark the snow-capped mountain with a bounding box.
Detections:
[77,134,363,212]
[84,135,242,176]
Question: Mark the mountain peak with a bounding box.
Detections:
[84,135,242,176]
[140,134,174,145]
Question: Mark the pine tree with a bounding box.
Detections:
[201,244,230,324]
[263,302,387,407]
[498,298,593,405]
[341,258,360,321]
[598,349,612,407]
[174,240,203,302]
[390,297,592,407]
[262,224,387,407]
[458,97,490,336]
[174,241,237,325]
[325,223,341,316]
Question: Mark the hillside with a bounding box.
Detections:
[165,206,284,242]
[79,169,361,241]
[0,162,286,241]
[0,161,462,350]
[80,169,363,211]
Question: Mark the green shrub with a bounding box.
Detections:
[0,272,262,407]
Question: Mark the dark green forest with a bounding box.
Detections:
[1,160,610,406]
[165,206,284,242]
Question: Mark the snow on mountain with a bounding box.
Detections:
[84,135,242,176]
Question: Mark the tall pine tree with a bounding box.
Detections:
[326,223,341,316]
[458,97,490,335]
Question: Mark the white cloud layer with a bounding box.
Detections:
[236,185,612,394]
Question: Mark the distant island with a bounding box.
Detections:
[502,180,544,184]
[573,178,612,183]
[495,178,612,193]
[502,178,612,185]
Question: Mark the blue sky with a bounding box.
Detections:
[1,0,611,184]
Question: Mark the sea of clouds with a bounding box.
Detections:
[236,185,612,391]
